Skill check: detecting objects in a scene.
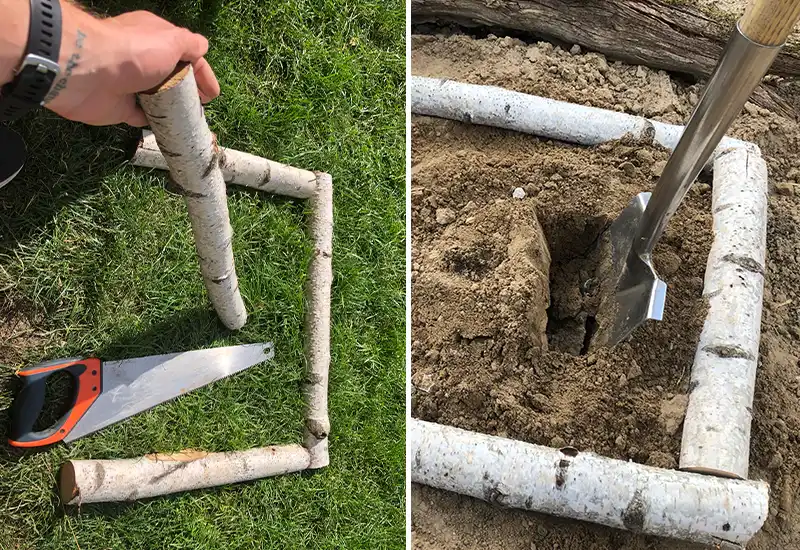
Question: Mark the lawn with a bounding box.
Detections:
[0,0,405,548]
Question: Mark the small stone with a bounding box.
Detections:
[626,360,643,380]
[775,182,796,196]
[615,434,626,448]
[587,54,609,74]
[619,162,636,177]
[652,160,667,177]
[744,102,759,116]
[560,66,577,82]
[463,200,477,212]
[435,207,456,225]
[487,33,497,41]
[570,44,581,55]
[531,393,553,412]
[550,436,566,448]
[657,249,682,276]
[586,354,597,365]
[512,187,526,199]
[690,182,711,195]
[526,48,542,63]
[618,374,628,388]
[635,149,654,166]
[659,394,689,435]
[550,173,563,181]
[646,451,677,469]
[767,452,784,470]
[636,65,648,79]
[544,181,557,190]
[576,76,588,89]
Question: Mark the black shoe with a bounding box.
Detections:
[0,126,26,189]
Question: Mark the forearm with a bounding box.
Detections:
[0,0,30,86]
[0,1,218,126]
[0,1,103,90]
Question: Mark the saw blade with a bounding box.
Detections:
[65,343,274,442]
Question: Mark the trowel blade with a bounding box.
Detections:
[594,192,667,347]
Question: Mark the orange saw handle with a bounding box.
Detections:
[8,358,102,447]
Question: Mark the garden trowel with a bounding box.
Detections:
[593,0,800,347]
[9,343,273,447]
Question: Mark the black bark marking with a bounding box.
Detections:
[621,489,647,532]
[149,461,192,483]
[462,111,473,123]
[201,149,221,179]
[722,523,731,532]
[504,104,511,114]
[170,181,208,198]
[703,344,755,361]
[721,254,764,275]
[525,496,533,509]
[414,449,421,469]
[689,379,699,393]
[555,458,570,489]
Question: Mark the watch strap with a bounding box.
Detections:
[0,0,62,122]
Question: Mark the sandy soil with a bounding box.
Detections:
[410,31,800,550]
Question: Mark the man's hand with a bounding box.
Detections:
[1,2,219,127]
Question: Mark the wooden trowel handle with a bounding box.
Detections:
[740,0,800,46]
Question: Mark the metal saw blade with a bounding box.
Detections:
[65,343,274,442]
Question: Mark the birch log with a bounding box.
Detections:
[60,445,311,504]
[680,148,768,479]
[303,173,333,468]
[410,76,757,165]
[138,65,247,330]
[132,130,318,199]
[411,419,769,546]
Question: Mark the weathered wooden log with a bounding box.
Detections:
[410,0,800,78]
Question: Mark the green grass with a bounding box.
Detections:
[0,0,405,548]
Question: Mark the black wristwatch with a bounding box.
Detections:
[0,0,62,122]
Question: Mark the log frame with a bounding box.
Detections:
[60,167,335,503]
[409,77,770,544]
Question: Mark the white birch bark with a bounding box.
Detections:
[60,445,311,504]
[303,173,333,468]
[132,130,318,199]
[680,148,768,479]
[138,65,247,330]
[411,419,768,547]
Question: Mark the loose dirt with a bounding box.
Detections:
[411,31,800,550]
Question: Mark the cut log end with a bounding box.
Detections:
[58,462,78,504]
[142,63,192,95]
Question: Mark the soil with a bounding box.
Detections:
[410,31,800,550]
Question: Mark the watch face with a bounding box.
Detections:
[0,126,26,189]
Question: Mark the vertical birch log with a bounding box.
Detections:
[138,64,247,330]
[303,173,333,468]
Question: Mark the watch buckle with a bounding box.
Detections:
[19,54,60,77]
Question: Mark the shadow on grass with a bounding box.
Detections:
[0,114,140,251]
[0,307,229,465]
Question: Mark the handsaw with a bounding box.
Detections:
[8,343,273,447]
